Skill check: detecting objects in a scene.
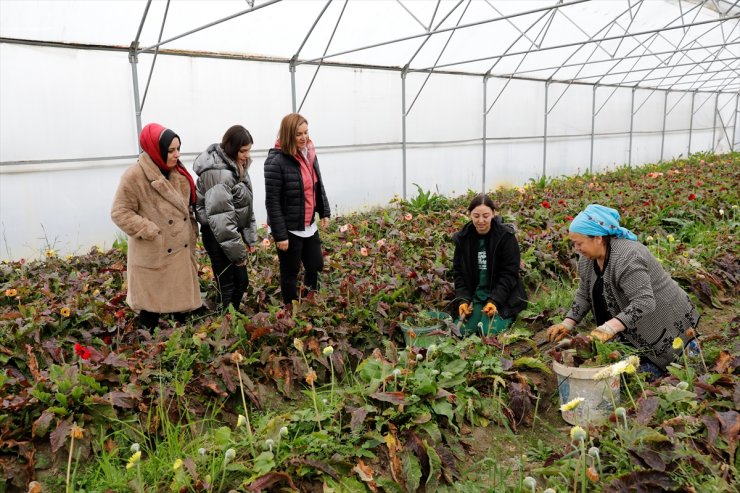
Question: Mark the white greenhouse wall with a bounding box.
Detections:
[1,41,737,260]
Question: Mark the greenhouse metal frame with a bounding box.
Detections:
[120,0,740,196]
[1,0,740,259]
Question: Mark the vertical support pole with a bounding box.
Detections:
[129,42,143,143]
[482,76,487,193]
[688,90,696,156]
[589,84,597,173]
[732,92,739,152]
[660,90,668,162]
[628,86,635,167]
[711,91,719,152]
[289,58,297,112]
[543,81,549,179]
[402,70,407,200]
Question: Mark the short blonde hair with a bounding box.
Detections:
[278,113,308,157]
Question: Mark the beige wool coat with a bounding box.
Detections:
[111,152,202,313]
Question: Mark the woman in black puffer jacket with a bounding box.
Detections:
[194,125,257,311]
[264,113,330,305]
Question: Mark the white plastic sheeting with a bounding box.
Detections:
[0,0,738,259]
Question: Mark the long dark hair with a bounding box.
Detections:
[467,193,497,213]
[221,125,253,162]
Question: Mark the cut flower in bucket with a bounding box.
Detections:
[560,397,585,412]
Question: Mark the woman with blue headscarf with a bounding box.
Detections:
[546,204,699,376]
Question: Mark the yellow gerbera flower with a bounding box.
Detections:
[672,337,683,350]
[560,397,585,412]
[126,451,142,469]
[60,307,71,317]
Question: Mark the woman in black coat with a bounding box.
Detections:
[264,113,331,305]
[452,194,527,336]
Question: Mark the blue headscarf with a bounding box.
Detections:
[569,204,638,241]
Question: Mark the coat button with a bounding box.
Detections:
[184,244,188,248]
[167,248,172,253]
[169,219,173,224]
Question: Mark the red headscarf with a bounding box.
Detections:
[139,123,196,205]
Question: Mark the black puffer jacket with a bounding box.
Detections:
[452,218,528,320]
[264,148,330,242]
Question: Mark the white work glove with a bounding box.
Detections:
[590,320,623,342]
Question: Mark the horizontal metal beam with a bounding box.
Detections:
[563,56,739,82]
[3,35,735,96]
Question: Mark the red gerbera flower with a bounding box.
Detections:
[541,201,551,209]
[566,215,574,221]
[696,181,702,186]
[74,342,92,360]
[688,193,696,200]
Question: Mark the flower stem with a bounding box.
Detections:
[235,361,256,456]
[310,381,322,431]
[622,374,636,409]
[65,435,75,493]
[329,357,335,406]
[580,439,586,493]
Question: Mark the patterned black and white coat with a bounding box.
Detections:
[565,237,700,370]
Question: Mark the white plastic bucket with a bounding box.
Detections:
[552,360,621,425]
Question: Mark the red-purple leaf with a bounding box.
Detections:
[50,416,72,454]
[635,396,660,425]
[370,391,409,405]
[32,410,55,438]
[245,471,297,491]
[102,391,134,409]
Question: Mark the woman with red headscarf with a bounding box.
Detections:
[111,123,202,331]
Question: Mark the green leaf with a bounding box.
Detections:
[325,476,368,493]
[431,399,455,423]
[401,450,422,492]
[512,357,553,374]
[252,451,276,476]
[213,426,232,447]
[376,476,404,493]
[425,440,442,492]
[413,369,438,396]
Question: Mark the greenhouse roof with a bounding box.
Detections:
[2,0,739,94]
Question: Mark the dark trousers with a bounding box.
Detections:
[201,224,249,310]
[139,310,188,331]
[276,231,324,304]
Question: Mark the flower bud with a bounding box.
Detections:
[523,476,537,492]
[224,448,236,462]
[570,425,587,442]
